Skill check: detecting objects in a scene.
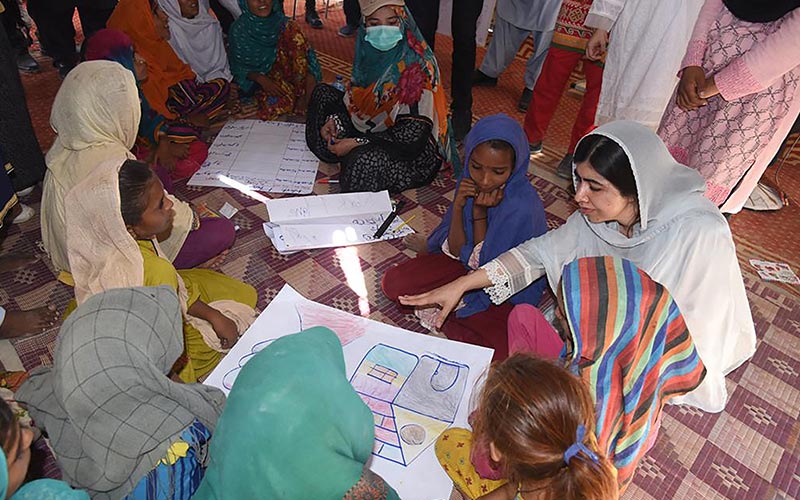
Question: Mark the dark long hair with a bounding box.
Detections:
[574,134,638,201]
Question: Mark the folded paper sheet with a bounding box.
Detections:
[263,191,414,253]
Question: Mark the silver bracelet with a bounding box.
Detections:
[354,136,369,146]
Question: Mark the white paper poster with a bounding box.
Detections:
[204,285,494,500]
[188,120,319,194]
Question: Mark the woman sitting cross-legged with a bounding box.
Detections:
[18,286,226,500]
[383,114,547,360]
[64,159,258,382]
[229,0,323,119]
[108,0,231,130]
[41,61,234,275]
[305,0,457,193]
[400,121,756,413]
[83,28,210,182]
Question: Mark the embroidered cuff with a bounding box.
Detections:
[482,260,513,305]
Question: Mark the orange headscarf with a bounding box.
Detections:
[107,0,195,118]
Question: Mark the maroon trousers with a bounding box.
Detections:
[382,253,514,360]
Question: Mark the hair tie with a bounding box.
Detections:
[563,424,600,465]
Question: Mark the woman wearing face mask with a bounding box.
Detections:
[382,114,548,360]
[400,121,756,415]
[305,0,458,194]
[228,0,323,120]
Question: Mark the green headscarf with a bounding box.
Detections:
[228,0,288,93]
[194,327,400,499]
[0,448,89,500]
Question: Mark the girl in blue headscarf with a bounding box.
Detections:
[228,0,322,120]
[382,114,548,360]
[0,397,88,500]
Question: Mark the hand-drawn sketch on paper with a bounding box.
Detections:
[221,338,277,390]
[296,302,366,346]
[350,344,469,466]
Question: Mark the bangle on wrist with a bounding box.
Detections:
[473,216,487,221]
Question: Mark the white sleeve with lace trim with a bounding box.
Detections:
[481,247,544,305]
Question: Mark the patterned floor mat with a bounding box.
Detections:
[3,4,798,499]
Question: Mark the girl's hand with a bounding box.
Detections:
[154,139,189,170]
[209,311,239,349]
[474,187,504,208]
[256,74,285,97]
[327,137,359,157]
[454,179,478,209]
[186,113,211,129]
[677,66,708,110]
[698,75,720,100]
[586,29,608,61]
[321,117,337,143]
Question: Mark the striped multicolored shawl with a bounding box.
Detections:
[561,256,706,492]
[346,5,458,170]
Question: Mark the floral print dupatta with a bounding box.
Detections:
[346,6,457,168]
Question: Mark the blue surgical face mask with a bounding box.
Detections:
[364,25,403,51]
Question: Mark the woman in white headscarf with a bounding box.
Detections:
[158,0,232,82]
[41,61,232,275]
[400,120,756,414]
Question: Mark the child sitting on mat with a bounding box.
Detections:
[0,397,88,499]
[382,114,547,360]
[435,354,618,500]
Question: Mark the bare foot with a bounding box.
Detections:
[0,253,40,273]
[0,306,59,338]
[198,249,230,269]
[403,233,429,255]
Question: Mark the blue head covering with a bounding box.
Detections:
[427,114,548,317]
[0,448,89,500]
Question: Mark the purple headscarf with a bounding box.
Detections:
[427,113,548,317]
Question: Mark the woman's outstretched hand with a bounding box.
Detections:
[399,270,492,329]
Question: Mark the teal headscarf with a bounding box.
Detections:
[0,448,89,500]
[194,327,400,499]
[229,0,289,93]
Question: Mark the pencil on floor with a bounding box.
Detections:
[394,214,417,232]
